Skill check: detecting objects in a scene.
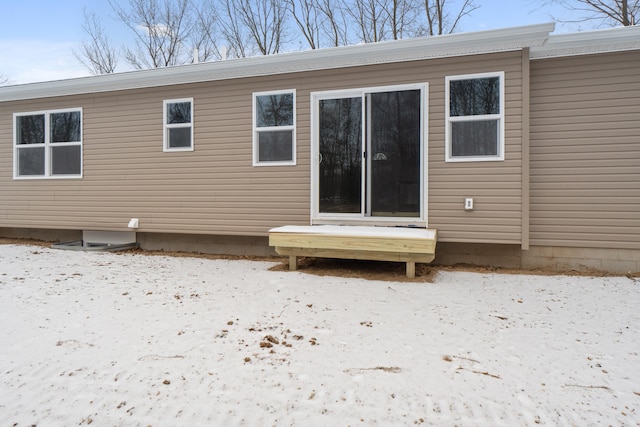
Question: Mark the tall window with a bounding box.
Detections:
[14,108,82,178]
[253,89,296,166]
[446,72,504,162]
[164,98,194,151]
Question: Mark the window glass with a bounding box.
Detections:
[17,115,45,145]
[256,93,294,127]
[14,109,82,178]
[168,127,192,148]
[369,90,421,217]
[318,97,362,214]
[258,130,294,162]
[164,99,193,151]
[446,73,503,162]
[18,147,45,175]
[449,77,500,116]
[51,111,81,143]
[51,145,82,175]
[167,102,191,124]
[253,90,295,165]
[451,120,499,156]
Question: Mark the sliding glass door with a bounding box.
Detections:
[313,83,427,223]
[318,96,362,214]
[368,90,421,217]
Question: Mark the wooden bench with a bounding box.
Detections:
[269,225,437,278]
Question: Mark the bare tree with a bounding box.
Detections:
[213,0,256,58]
[75,0,481,71]
[110,0,201,69]
[317,0,351,46]
[422,0,479,36]
[384,0,421,39]
[285,0,321,49]
[74,8,119,75]
[345,0,476,43]
[237,0,289,55]
[346,0,389,42]
[550,0,638,26]
[192,2,224,62]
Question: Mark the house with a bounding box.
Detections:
[1,23,638,274]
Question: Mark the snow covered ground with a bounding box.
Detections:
[1,243,638,426]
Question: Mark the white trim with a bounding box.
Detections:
[252,89,296,166]
[531,25,640,59]
[310,83,428,227]
[163,98,194,152]
[0,23,555,102]
[13,107,83,179]
[445,71,505,162]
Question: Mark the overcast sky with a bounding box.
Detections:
[0,0,585,85]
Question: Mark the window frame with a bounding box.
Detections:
[445,71,505,162]
[163,98,194,152]
[13,107,83,179]
[252,89,296,166]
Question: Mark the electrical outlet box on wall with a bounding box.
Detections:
[465,198,474,210]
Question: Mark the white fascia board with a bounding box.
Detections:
[531,25,640,59]
[0,23,554,102]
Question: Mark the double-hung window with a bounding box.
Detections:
[253,89,296,166]
[164,98,194,151]
[14,108,82,178]
[446,72,504,161]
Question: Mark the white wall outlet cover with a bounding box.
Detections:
[465,198,474,210]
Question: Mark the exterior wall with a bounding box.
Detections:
[529,51,640,251]
[428,52,525,245]
[0,51,525,244]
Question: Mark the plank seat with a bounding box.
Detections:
[269,225,437,278]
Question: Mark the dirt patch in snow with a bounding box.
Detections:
[1,237,633,281]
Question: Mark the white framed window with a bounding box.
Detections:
[163,98,194,152]
[252,89,296,166]
[445,71,504,162]
[13,108,83,179]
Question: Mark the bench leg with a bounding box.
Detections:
[406,261,415,279]
[289,255,297,271]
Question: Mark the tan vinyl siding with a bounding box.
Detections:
[529,51,640,250]
[428,52,525,244]
[1,51,524,241]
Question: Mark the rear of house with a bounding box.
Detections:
[0,23,638,273]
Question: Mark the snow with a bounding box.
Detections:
[1,243,639,426]
[270,225,436,239]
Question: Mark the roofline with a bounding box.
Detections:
[5,24,639,103]
[531,25,640,59]
[0,23,555,102]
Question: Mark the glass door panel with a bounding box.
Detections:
[318,97,363,214]
[368,90,421,217]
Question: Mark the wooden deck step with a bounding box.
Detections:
[269,225,437,278]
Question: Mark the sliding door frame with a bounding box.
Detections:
[310,82,429,227]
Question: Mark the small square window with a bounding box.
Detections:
[253,90,296,166]
[446,72,504,162]
[163,98,194,152]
